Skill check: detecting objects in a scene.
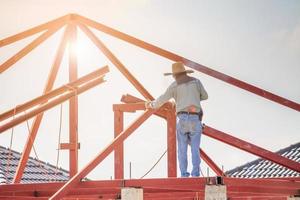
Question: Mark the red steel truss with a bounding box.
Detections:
[0,14,299,200]
[0,177,299,199]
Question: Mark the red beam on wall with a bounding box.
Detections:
[1,177,299,199]
[203,125,300,173]
[2,178,299,192]
[224,177,300,188]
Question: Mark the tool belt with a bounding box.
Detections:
[177,110,203,121]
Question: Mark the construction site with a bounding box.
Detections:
[0,3,299,200]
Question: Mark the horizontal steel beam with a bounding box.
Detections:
[0,177,299,198]
[120,94,170,118]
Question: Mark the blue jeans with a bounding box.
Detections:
[176,113,202,177]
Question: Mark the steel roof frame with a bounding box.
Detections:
[0,14,299,199]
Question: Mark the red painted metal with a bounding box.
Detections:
[114,110,124,179]
[120,94,168,118]
[224,177,300,188]
[60,142,80,150]
[112,102,176,178]
[0,24,64,74]
[0,76,105,133]
[230,195,288,200]
[0,66,109,134]
[1,14,299,200]
[76,14,300,111]
[166,107,177,177]
[117,94,259,178]
[77,22,154,101]
[112,102,146,112]
[203,125,300,173]
[119,94,224,177]
[0,15,69,48]
[0,64,109,122]
[49,110,156,200]
[12,25,72,183]
[200,148,224,176]
[68,23,79,177]
[1,177,299,199]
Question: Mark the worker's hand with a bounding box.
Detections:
[145,101,153,109]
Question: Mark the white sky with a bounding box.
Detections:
[0,0,299,180]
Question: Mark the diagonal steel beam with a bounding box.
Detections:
[12,25,72,183]
[0,23,65,73]
[49,109,156,200]
[76,14,300,111]
[0,66,109,134]
[200,148,224,176]
[0,66,109,123]
[77,22,154,101]
[1,26,71,123]
[0,14,69,48]
[0,76,106,134]
[203,125,300,173]
[0,76,105,134]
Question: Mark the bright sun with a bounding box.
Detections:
[67,29,106,74]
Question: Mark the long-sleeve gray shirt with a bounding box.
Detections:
[151,77,208,113]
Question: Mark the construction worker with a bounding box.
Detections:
[145,62,208,177]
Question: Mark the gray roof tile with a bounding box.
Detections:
[226,142,300,178]
[0,146,69,184]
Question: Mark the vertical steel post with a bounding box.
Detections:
[114,109,124,179]
[68,23,78,177]
[167,107,177,177]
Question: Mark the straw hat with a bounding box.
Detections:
[164,62,194,76]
